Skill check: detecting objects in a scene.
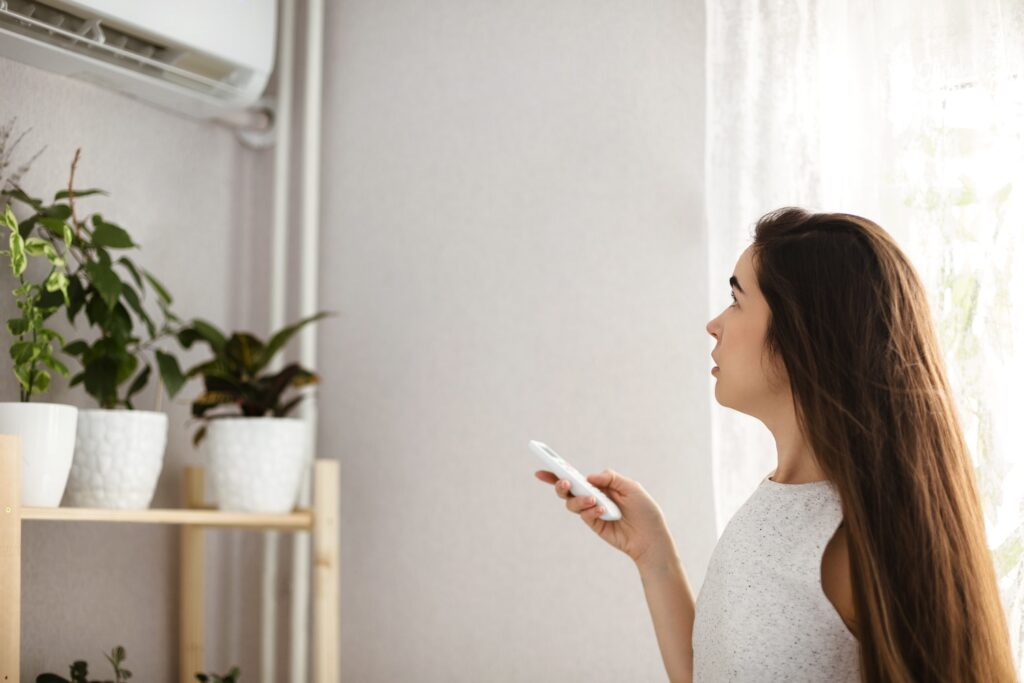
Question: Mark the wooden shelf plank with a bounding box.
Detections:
[21,506,313,530]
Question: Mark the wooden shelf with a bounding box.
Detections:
[21,505,314,530]
[0,434,340,682]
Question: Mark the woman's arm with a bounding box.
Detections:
[636,539,696,683]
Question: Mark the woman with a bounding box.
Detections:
[534,207,1016,682]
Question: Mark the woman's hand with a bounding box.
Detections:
[534,468,675,566]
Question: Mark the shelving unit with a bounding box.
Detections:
[0,433,339,682]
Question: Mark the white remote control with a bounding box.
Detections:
[529,440,622,521]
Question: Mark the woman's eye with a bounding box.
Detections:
[729,291,738,307]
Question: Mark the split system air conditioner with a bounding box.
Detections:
[0,0,277,120]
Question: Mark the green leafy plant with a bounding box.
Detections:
[0,118,68,401]
[195,667,241,683]
[36,644,132,683]
[1,203,71,400]
[177,311,332,446]
[7,149,187,409]
[35,645,241,682]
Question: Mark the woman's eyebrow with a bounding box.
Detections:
[730,275,746,295]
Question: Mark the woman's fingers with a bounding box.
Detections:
[535,470,558,484]
[566,491,599,513]
[537,472,603,515]
[536,471,569,497]
[536,473,606,520]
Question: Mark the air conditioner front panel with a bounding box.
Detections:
[55,0,276,76]
[0,0,276,119]
[0,25,254,119]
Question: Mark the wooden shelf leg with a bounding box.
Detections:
[313,458,339,681]
[0,435,20,680]
[180,466,205,682]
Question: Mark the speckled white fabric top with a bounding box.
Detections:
[691,472,861,682]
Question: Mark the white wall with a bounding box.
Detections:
[3,0,716,680]
[317,1,715,680]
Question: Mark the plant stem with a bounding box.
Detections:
[67,147,83,240]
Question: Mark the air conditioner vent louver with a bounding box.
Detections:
[0,0,275,119]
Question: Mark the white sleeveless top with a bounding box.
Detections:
[691,471,861,682]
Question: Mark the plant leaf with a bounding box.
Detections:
[6,186,42,209]
[23,236,48,256]
[192,390,238,409]
[36,215,67,239]
[183,358,229,380]
[9,229,25,276]
[7,317,28,336]
[83,356,119,407]
[191,424,207,448]
[54,187,107,200]
[63,339,90,356]
[66,274,86,323]
[39,203,71,220]
[84,261,123,310]
[105,301,134,341]
[116,351,139,386]
[179,319,226,354]
[3,204,17,230]
[257,311,333,372]
[224,332,263,375]
[143,270,171,304]
[10,340,37,364]
[155,349,186,398]
[121,283,156,338]
[30,368,50,393]
[125,362,150,401]
[91,217,134,248]
[116,256,144,290]
[44,269,69,295]
[39,353,69,377]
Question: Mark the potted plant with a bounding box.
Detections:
[178,311,331,513]
[0,119,78,508]
[8,148,187,509]
[196,668,241,683]
[36,645,132,683]
[36,644,241,682]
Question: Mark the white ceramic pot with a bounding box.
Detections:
[64,409,169,509]
[0,402,78,507]
[204,416,308,513]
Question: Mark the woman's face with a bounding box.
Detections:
[706,245,788,416]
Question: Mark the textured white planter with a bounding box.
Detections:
[204,416,308,513]
[64,409,168,509]
[0,402,78,507]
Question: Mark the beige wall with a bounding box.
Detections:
[318,1,714,680]
[4,0,715,680]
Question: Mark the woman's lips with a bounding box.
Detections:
[712,366,719,374]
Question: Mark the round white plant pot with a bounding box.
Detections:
[64,409,168,509]
[0,402,78,507]
[204,416,308,513]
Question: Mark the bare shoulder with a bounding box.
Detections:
[821,520,859,640]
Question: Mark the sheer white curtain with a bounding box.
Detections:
[706,0,1024,672]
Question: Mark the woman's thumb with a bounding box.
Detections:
[587,468,623,491]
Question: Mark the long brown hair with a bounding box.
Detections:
[750,207,1016,682]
